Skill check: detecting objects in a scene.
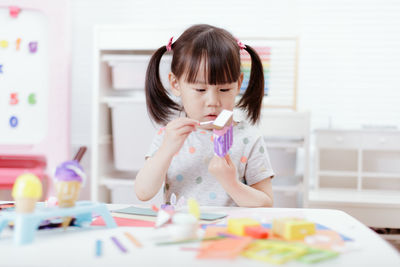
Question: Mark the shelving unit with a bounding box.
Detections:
[91,26,177,204]
[309,129,400,228]
[259,110,311,208]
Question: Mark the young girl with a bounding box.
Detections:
[135,24,274,207]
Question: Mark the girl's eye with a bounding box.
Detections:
[220,89,231,92]
[195,89,206,92]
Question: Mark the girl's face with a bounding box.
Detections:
[169,65,243,130]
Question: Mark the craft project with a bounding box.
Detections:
[197,236,253,259]
[227,218,260,236]
[272,218,316,240]
[208,109,234,157]
[242,240,308,264]
[244,225,269,239]
[11,173,42,213]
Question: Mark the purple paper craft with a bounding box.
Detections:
[29,42,38,53]
[213,124,233,157]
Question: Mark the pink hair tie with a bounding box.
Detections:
[166,36,174,51]
[236,39,246,50]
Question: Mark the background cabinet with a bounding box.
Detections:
[91,26,175,204]
[309,129,400,228]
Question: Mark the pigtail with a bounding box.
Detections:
[145,46,180,125]
[236,45,264,124]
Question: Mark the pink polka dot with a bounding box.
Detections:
[200,131,206,134]
[157,128,165,135]
[189,147,196,154]
[240,156,247,163]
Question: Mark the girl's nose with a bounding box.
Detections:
[205,90,220,107]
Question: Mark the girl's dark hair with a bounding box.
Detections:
[145,24,264,125]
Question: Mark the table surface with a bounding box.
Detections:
[0,204,399,267]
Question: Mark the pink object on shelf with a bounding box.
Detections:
[9,6,21,18]
[0,155,46,189]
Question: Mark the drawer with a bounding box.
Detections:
[316,132,360,148]
[362,133,400,150]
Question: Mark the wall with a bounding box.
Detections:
[70,0,400,199]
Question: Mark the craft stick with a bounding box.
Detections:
[156,236,225,246]
[213,110,233,129]
[61,217,72,230]
[95,240,102,257]
[73,146,87,162]
[124,232,142,248]
[217,232,241,239]
[111,236,127,253]
[199,120,214,125]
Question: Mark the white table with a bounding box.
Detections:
[0,205,399,267]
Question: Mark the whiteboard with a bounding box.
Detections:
[0,8,48,144]
[240,38,298,109]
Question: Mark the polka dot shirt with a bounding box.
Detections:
[146,121,275,206]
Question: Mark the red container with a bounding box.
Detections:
[0,155,46,189]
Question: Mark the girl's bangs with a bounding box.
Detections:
[183,50,240,85]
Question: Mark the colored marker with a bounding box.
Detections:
[124,232,142,248]
[95,240,102,257]
[111,236,127,253]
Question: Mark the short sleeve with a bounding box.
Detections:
[145,127,165,159]
[244,135,275,186]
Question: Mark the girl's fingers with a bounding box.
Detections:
[224,154,232,163]
[176,125,197,136]
[170,118,199,129]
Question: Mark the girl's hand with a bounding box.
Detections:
[208,154,237,186]
[160,118,198,157]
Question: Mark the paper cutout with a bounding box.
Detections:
[91,216,155,227]
[197,237,253,259]
[213,125,233,157]
[243,240,308,264]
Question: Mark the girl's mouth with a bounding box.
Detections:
[205,115,217,120]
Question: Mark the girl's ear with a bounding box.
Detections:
[169,72,181,97]
[236,73,244,95]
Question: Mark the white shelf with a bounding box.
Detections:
[310,129,400,227]
[362,172,400,179]
[318,170,358,177]
[309,188,400,206]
